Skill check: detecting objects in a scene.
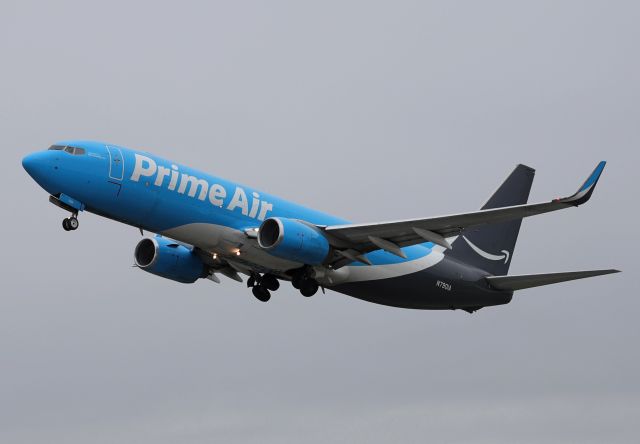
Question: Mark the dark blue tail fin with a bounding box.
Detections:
[447,164,535,275]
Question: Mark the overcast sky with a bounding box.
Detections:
[1,1,638,442]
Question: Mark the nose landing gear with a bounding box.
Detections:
[62,215,79,231]
[49,195,83,232]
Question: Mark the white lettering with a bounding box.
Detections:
[249,192,260,218]
[129,153,274,219]
[168,164,179,191]
[257,201,273,220]
[208,183,226,206]
[178,174,209,200]
[131,154,157,182]
[227,187,249,215]
[154,166,171,187]
[436,280,452,291]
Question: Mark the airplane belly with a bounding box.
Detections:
[332,259,512,310]
[161,222,303,272]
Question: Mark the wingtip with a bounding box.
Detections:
[562,161,607,206]
[579,161,607,193]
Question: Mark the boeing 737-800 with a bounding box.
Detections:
[22,141,618,312]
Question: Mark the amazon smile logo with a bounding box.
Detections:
[461,236,510,264]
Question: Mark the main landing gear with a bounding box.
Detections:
[246,269,320,302]
[247,273,280,302]
[62,215,79,231]
[291,269,319,297]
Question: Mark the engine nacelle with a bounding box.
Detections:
[257,217,330,265]
[134,237,207,284]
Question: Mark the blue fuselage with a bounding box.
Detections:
[22,140,512,310]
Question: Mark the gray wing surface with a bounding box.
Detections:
[323,162,606,266]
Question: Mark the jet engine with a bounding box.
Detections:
[134,237,207,283]
[257,217,330,265]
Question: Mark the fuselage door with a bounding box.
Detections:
[106,146,124,181]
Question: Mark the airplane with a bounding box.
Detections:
[22,141,619,312]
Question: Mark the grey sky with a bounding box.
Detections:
[1,1,638,442]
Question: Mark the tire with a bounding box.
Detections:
[291,273,304,289]
[62,218,70,231]
[68,217,79,230]
[262,274,280,291]
[300,280,319,297]
[252,285,271,302]
[247,275,256,288]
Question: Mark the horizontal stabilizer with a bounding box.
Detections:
[486,269,620,291]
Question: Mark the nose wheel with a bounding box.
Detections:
[62,216,79,231]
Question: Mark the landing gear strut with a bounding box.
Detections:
[247,273,280,302]
[62,215,79,231]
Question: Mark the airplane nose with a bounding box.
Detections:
[22,152,39,175]
[22,151,54,185]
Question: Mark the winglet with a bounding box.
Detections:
[562,161,606,206]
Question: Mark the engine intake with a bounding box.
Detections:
[134,237,206,283]
[257,217,330,265]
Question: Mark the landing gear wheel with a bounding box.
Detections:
[292,273,304,289]
[63,216,79,231]
[252,285,271,302]
[261,274,280,291]
[300,280,319,297]
[68,217,79,230]
[247,275,256,288]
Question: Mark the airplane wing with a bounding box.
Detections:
[323,162,606,266]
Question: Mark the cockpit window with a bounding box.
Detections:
[52,146,86,155]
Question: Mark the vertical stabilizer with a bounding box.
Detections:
[446,164,535,275]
